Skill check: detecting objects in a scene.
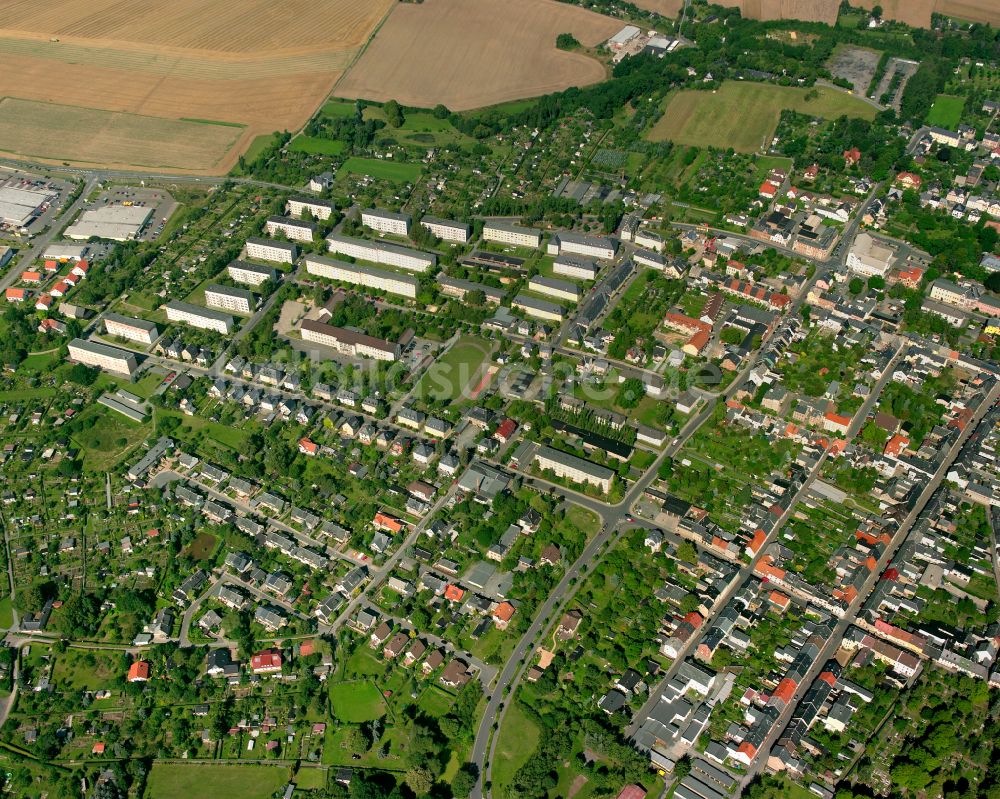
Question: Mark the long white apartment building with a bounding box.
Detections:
[204,284,255,314]
[305,255,418,299]
[421,215,471,244]
[532,445,613,492]
[103,313,159,346]
[634,229,665,252]
[325,233,435,272]
[483,220,542,249]
[300,319,400,362]
[68,338,138,377]
[164,301,234,335]
[512,294,565,322]
[362,208,412,236]
[246,238,297,264]
[228,260,277,287]
[287,196,335,221]
[547,231,616,260]
[437,275,505,304]
[265,216,316,243]
[528,275,580,303]
[847,232,895,279]
[553,255,599,281]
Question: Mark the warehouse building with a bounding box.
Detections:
[421,216,471,244]
[104,313,159,345]
[553,255,599,281]
[547,231,616,260]
[528,275,580,303]
[437,275,505,304]
[265,216,316,243]
[43,243,88,262]
[483,220,542,249]
[300,319,400,362]
[305,255,418,299]
[533,445,613,492]
[165,301,234,335]
[325,233,435,272]
[68,338,138,377]
[362,208,412,236]
[245,238,297,264]
[228,260,276,287]
[513,294,565,322]
[0,185,58,229]
[65,205,153,241]
[204,284,255,314]
[287,196,335,221]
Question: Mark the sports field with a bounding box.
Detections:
[146,763,289,799]
[0,0,395,172]
[414,336,493,402]
[647,82,877,152]
[926,95,965,128]
[335,0,620,111]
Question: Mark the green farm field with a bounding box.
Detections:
[647,82,877,152]
[339,156,422,183]
[146,763,290,799]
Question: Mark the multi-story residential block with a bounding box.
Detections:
[547,231,616,260]
[300,319,400,361]
[420,215,471,243]
[928,278,982,310]
[847,233,895,278]
[265,216,315,243]
[245,237,297,264]
[483,220,542,249]
[532,445,613,492]
[512,294,565,322]
[634,229,665,252]
[362,208,412,236]
[437,275,505,304]
[68,338,137,377]
[305,255,418,298]
[287,196,335,221]
[103,313,158,345]
[527,275,580,303]
[164,301,234,334]
[325,234,435,272]
[227,260,277,287]
[553,255,598,280]
[204,284,255,314]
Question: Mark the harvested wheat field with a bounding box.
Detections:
[856,0,1000,27]
[630,0,684,14]
[718,0,839,25]
[334,0,621,111]
[0,0,395,172]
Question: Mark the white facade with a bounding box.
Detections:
[528,275,580,303]
[300,319,400,361]
[326,234,435,272]
[420,216,471,243]
[165,301,234,335]
[246,238,296,264]
[228,260,276,287]
[553,256,598,281]
[287,197,334,221]
[483,221,542,249]
[305,255,418,299]
[68,338,137,376]
[362,208,411,236]
[549,231,616,260]
[265,216,315,243]
[634,229,665,252]
[204,284,254,314]
[847,233,894,278]
[512,294,564,322]
[104,313,158,345]
[533,445,613,492]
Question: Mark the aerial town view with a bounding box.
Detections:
[3,0,1000,798]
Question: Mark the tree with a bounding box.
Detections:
[674,755,693,779]
[617,378,645,409]
[432,104,450,119]
[677,540,698,564]
[451,763,479,798]
[986,272,1000,293]
[848,277,865,295]
[556,33,580,50]
[404,767,435,795]
[384,100,404,128]
[67,363,99,386]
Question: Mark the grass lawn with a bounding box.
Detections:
[231,133,281,175]
[52,650,121,692]
[146,763,290,799]
[329,680,386,723]
[416,685,455,717]
[414,336,492,402]
[186,532,218,561]
[493,701,540,789]
[18,351,61,374]
[289,136,347,156]
[156,407,250,452]
[293,767,327,790]
[339,157,422,183]
[926,94,965,128]
[0,387,56,402]
[647,81,876,152]
[72,405,150,472]
[321,99,358,118]
[566,505,601,538]
[0,596,13,629]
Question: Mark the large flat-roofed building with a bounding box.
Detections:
[104,313,158,345]
[513,293,565,322]
[65,205,153,242]
[362,208,412,236]
[553,255,599,281]
[533,445,613,492]
[847,233,895,278]
[287,196,335,221]
[228,259,277,287]
[0,185,58,228]
[246,238,297,264]
[68,338,137,377]
[483,220,542,249]
[325,233,435,272]
[165,301,234,335]
[547,231,616,260]
[300,319,400,361]
[528,275,580,303]
[305,255,418,299]
[43,243,87,262]
[421,216,471,244]
[265,216,315,243]
[437,275,505,304]
[204,284,255,314]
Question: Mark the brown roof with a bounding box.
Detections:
[300,318,397,356]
